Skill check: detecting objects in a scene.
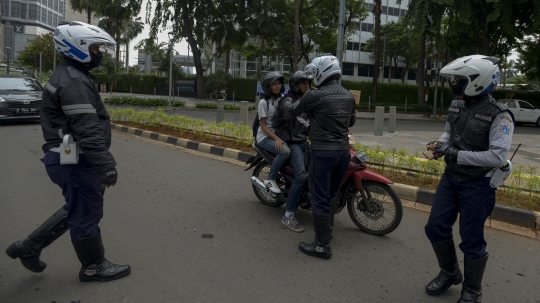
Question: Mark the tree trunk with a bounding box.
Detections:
[402,63,409,83]
[126,42,130,72]
[87,9,92,24]
[182,2,205,99]
[225,48,230,74]
[293,0,300,73]
[417,36,425,106]
[257,35,265,80]
[388,55,392,83]
[115,17,120,72]
[370,0,382,104]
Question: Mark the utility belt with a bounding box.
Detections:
[48,134,82,165]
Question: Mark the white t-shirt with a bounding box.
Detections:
[256,96,282,143]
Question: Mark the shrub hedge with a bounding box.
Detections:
[104,96,185,107]
[95,73,540,108]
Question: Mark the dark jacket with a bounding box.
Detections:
[290,80,356,150]
[276,90,309,144]
[40,57,116,173]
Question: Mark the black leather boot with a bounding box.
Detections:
[426,239,463,295]
[299,213,332,260]
[6,206,69,272]
[457,254,488,303]
[72,233,131,282]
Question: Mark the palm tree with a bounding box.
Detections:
[121,16,144,71]
[69,0,99,24]
[97,0,141,72]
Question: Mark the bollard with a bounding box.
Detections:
[240,101,249,125]
[374,106,384,136]
[130,86,132,94]
[154,87,156,96]
[255,94,261,108]
[388,106,396,133]
[216,100,224,123]
[368,96,371,111]
[405,98,407,112]
[233,91,235,102]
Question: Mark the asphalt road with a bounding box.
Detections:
[1,122,539,303]
[115,107,540,136]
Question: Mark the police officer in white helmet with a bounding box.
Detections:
[6,21,130,282]
[424,55,514,302]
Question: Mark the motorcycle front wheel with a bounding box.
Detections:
[252,161,285,207]
[347,181,403,236]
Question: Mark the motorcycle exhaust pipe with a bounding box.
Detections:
[251,176,276,197]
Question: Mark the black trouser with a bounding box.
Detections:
[425,170,495,260]
[308,150,349,216]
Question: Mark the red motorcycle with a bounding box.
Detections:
[245,138,403,236]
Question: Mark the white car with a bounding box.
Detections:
[498,99,540,127]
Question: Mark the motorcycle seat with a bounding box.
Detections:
[254,142,296,177]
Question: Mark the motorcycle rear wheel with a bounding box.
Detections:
[252,161,285,207]
[347,181,403,236]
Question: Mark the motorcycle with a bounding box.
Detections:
[245,137,403,236]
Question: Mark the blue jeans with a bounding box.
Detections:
[425,170,495,260]
[308,150,350,216]
[41,151,105,241]
[286,143,307,212]
[258,137,290,180]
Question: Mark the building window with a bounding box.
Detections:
[1,1,9,17]
[400,9,408,16]
[54,0,58,12]
[347,42,360,51]
[41,7,47,23]
[343,62,354,76]
[360,43,368,52]
[48,10,52,26]
[11,1,21,18]
[363,3,374,12]
[358,64,375,77]
[53,13,57,26]
[21,3,27,19]
[361,23,374,32]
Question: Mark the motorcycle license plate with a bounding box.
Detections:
[355,151,368,162]
[15,108,38,114]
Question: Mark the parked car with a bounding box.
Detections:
[498,99,540,127]
[0,75,43,121]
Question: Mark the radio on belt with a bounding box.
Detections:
[489,144,520,188]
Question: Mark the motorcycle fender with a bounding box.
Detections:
[244,155,263,171]
[351,169,393,190]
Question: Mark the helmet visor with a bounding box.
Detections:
[440,74,467,85]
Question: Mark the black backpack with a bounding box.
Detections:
[252,98,270,138]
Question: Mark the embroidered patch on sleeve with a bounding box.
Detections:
[448,107,460,114]
[474,113,493,123]
[500,120,510,135]
[500,115,513,123]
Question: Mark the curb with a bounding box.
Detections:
[111,123,540,240]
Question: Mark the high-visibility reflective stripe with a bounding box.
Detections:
[61,104,95,110]
[63,108,97,115]
[45,83,57,93]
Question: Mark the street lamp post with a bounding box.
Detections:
[6,47,12,75]
[168,32,175,107]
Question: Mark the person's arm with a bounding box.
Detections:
[291,89,313,116]
[456,112,514,167]
[349,97,356,127]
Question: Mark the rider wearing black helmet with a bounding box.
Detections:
[274,71,313,233]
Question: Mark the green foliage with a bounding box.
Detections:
[227,78,259,101]
[17,33,62,73]
[104,96,185,107]
[206,70,233,99]
[515,34,540,81]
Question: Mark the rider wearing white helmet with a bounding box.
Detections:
[424,55,514,303]
[6,21,131,282]
[288,54,356,259]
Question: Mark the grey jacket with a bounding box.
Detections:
[290,80,356,150]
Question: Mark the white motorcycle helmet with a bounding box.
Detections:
[53,21,116,64]
[439,55,500,99]
[305,54,341,87]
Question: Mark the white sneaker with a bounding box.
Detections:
[264,180,282,194]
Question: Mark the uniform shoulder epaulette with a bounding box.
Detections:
[489,98,507,111]
[66,66,81,79]
[450,99,465,108]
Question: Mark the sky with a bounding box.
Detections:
[128,0,190,66]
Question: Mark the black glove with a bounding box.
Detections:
[435,142,459,159]
[100,167,118,186]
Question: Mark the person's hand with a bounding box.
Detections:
[435,142,459,159]
[100,167,118,188]
[275,138,286,152]
[425,140,443,160]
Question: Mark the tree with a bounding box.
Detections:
[370,0,382,104]
[206,70,232,100]
[69,0,99,24]
[516,34,540,82]
[146,0,213,99]
[97,0,141,72]
[121,16,144,71]
[17,33,61,73]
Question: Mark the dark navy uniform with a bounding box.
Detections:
[425,94,514,259]
[40,57,116,241]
